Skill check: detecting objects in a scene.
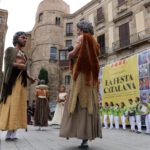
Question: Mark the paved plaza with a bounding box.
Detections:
[0,125,150,150]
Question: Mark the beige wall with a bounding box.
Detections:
[135,11,145,32]
[107,2,113,22]
[108,26,114,49]
[88,13,94,26]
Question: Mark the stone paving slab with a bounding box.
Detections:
[0,125,150,150]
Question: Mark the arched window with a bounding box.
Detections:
[38,13,43,22]
[55,17,61,25]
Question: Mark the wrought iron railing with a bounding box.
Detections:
[95,17,105,26]
[99,47,108,58]
[112,28,150,51]
[66,32,73,36]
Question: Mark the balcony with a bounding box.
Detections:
[95,16,105,26]
[59,60,69,68]
[59,49,69,68]
[117,0,128,14]
[99,47,108,58]
[113,11,133,23]
[112,28,150,51]
[66,33,73,37]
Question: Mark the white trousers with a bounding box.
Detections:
[135,115,142,132]
[129,116,135,131]
[145,113,150,133]
[114,116,119,129]
[109,114,114,128]
[121,115,126,129]
[104,114,108,128]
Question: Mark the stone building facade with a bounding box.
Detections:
[0,9,8,89]
[27,0,150,102]
[59,0,150,91]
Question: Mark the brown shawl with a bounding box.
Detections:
[73,33,100,86]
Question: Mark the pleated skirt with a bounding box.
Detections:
[0,77,27,130]
[60,100,102,140]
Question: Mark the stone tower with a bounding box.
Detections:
[28,0,69,101]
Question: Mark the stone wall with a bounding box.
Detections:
[0,9,8,89]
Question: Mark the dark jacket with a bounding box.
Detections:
[0,47,18,102]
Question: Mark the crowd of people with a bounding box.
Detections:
[99,97,150,134]
[27,93,150,136]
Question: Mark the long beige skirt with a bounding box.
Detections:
[60,100,102,140]
[0,77,27,130]
[50,103,64,125]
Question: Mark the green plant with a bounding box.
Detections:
[38,67,49,84]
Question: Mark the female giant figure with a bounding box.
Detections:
[60,20,102,149]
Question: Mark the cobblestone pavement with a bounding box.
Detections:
[0,125,150,150]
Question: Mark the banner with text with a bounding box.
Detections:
[102,55,139,104]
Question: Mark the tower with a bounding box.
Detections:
[29,0,69,101]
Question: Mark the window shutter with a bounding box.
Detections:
[118,0,125,6]
[97,7,104,22]
[65,40,72,47]
[66,23,73,36]
[119,22,130,48]
[97,34,105,55]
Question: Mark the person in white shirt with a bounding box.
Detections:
[50,85,67,125]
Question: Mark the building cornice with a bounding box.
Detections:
[0,9,8,14]
[144,1,150,8]
[64,0,100,19]
[113,11,133,23]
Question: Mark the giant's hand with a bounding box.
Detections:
[68,51,74,60]
[18,64,27,70]
[29,76,36,84]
